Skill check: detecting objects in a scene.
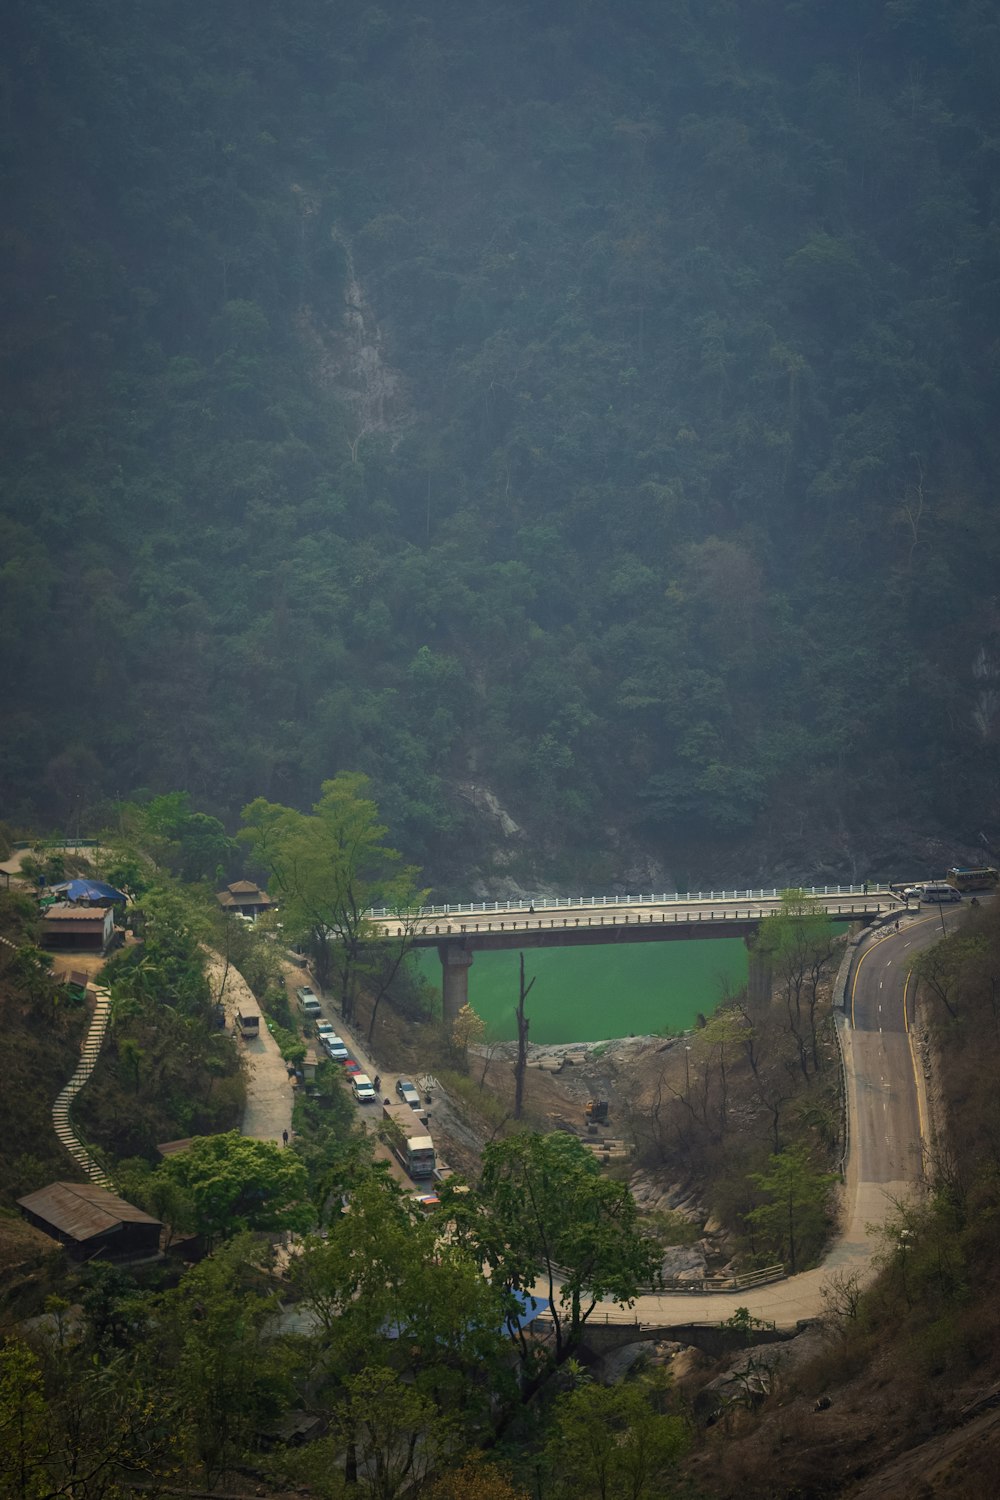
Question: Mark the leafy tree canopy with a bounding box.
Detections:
[156,1131,313,1243]
[455,1130,659,1366]
[241,772,425,1018]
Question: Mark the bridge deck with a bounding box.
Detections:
[371,890,902,951]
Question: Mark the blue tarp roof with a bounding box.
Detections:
[381,1290,549,1341]
[504,1291,550,1332]
[49,879,126,903]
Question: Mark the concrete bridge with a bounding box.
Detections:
[572,1317,797,1360]
[369,886,904,1022]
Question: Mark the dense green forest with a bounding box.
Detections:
[3,1,999,885]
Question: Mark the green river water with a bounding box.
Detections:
[415,939,749,1044]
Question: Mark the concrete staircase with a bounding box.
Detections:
[52,985,113,1188]
[0,929,113,1186]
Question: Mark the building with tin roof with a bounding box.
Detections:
[40,903,115,951]
[17,1182,162,1260]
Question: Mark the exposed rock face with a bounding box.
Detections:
[294,215,408,452]
[659,1245,709,1281]
[630,1170,705,1222]
[456,783,523,840]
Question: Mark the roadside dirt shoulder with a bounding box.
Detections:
[204,949,292,1145]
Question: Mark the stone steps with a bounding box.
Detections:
[51,984,113,1188]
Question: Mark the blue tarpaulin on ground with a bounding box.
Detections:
[49,879,126,903]
[503,1291,550,1332]
[381,1290,549,1341]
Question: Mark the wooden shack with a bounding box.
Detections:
[17,1182,162,1261]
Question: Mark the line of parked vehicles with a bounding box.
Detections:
[295,984,437,1182]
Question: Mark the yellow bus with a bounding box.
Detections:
[947,866,999,892]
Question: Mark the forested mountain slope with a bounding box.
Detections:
[3,1,999,885]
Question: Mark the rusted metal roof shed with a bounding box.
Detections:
[17,1182,162,1260]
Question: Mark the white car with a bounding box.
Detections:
[323,1035,350,1061]
[315,1020,335,1040]
[352,1073,377,1104]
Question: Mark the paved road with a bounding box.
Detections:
[223,913,954,1331]
[205,950,293,1146]
[586,910,963,1332]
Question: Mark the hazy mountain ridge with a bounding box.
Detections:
[2,1,998,884]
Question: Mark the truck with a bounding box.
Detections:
[381,1101,436,1180]
[235,1004,260,1040]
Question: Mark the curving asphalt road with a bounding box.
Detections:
[591,909,964,1332]
[223,913,958,1332]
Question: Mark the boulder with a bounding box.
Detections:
[659,1245,708,1281]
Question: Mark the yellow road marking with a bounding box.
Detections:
[851,913,939,1028]
[850,942,878,1029]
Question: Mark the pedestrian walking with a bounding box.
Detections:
[282,1129,289,1147]
[373,1074,381,1091]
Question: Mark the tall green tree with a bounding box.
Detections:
[454,1132,659,1372]
[544,1377,688,1500]
[156,1131,313,1244]
[754,890,836,1077]
[745,1144,837,1273]
[0,1332,182,1500]
[0,1340,47,1500]
[153,1237,290,1486]
[284,1175,506,1486]
[241,773,425,1022]
[141,793,237,884]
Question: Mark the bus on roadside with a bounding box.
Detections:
[947,866,998,893]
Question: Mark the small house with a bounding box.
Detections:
[216,880,274,919]
[41,903,115,952]
[17,1182,162,1261]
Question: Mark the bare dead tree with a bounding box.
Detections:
[513,952,535,1121]
[478,1036,505,1090]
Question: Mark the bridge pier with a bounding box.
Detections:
[747,943,771,1007]
[439,944,474,1027]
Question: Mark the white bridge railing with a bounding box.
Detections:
[368,884,879,919]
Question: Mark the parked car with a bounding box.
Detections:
[352,1073,377,1104]
[300,997,322,1019]
[920,882,962,903]
[323,1035,350,1061]
[906,882,962,903]
[315,1019,335,1039]
[395,1079,422,1111]
[296,985,317,1004]
[342,1058,361,1075]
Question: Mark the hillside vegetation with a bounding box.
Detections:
[2,3,999,882]
[689,898,1000,1498]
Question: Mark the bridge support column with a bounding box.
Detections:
[747,941,771,1007]
[439,945,474,1028]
